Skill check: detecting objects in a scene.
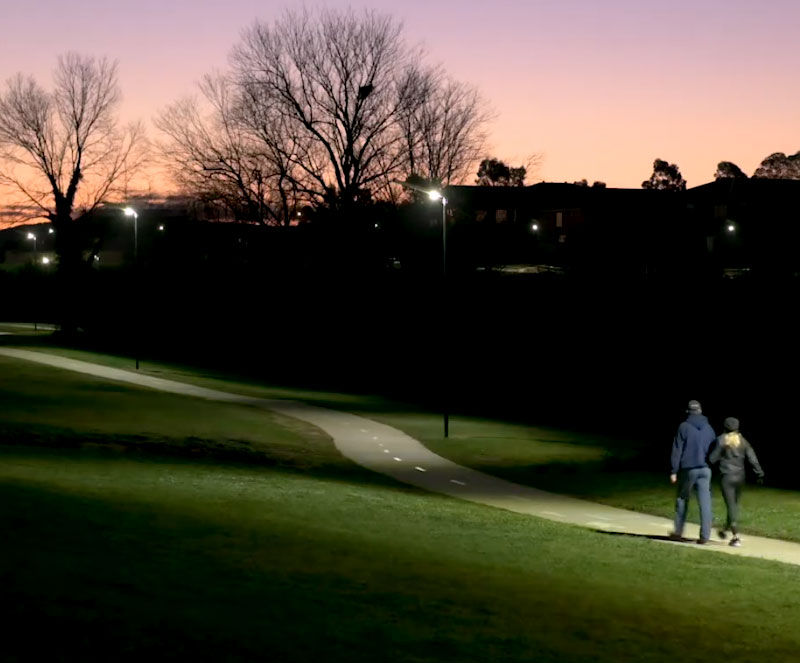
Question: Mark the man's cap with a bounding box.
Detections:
[687,400,702,413]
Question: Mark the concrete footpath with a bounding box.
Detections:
[3,346,800,567]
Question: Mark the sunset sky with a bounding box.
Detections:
[2,0,800,193]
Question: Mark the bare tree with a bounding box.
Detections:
[401,75,490,188]
[231,8,439,211]
[0,53,144,266]
[158,9,490,221]
[156,74,301,226]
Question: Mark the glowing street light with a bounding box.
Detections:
[727,224,735,233]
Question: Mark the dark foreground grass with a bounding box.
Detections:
[5,446,800,663]
[3,350,800,660]
[4,349,800,661]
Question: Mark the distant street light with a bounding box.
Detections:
[26,232,39,331]
[42,257,50,265]
[123,207,140,370]
[727,224,735,233]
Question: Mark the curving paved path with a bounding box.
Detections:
[3,346,800,567]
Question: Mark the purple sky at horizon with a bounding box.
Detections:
[2,0,800,193]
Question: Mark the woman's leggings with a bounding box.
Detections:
[720,474,744,534]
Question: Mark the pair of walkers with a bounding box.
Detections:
[669,400,764,546]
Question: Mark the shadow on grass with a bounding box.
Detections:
[0,437,419,498]
[597,531,731,547]
[0,474,488,663]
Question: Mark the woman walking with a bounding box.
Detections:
[709,417,764,547]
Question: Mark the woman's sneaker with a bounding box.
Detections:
[729,537,742,547]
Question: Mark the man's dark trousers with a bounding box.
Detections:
[674,466,712,541]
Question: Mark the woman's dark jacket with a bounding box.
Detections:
[709,432,764,481]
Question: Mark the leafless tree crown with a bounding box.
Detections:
[0,52,144,226]
[157,7,489,222]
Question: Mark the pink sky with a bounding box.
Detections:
[2,0,800,193]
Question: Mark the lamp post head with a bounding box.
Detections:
[27,232,35,240]
[123,207,137,218]
[427,190,443,201]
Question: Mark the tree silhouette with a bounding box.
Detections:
[401,76,490,189]
[156,74,302,226]
[476,157,528,186]
[715,161,747,180]
[752,151,800,179]
[0,53,144,332]
[641,159,686,191]
[223,8,488,214]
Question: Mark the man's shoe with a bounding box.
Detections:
[729,537,741,547]
[717,529,728,540]
[668,532,684,541]
[696,538,710,545]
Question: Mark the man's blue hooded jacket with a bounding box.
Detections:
[671,413,716,474]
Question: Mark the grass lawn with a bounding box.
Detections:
[4,349,800,661]
[388,416,800,544]
[5,337,800,542]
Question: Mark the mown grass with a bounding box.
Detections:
[4,338,799,542]
[4,348,800,661]
[5,447,800,663]
[389,415,800,543]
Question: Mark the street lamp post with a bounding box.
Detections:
[427,190,449,437]
[123,207,140,370]
[27,232,38,331]
[399,181,450,437]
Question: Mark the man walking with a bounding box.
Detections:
[670,400,716,544]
